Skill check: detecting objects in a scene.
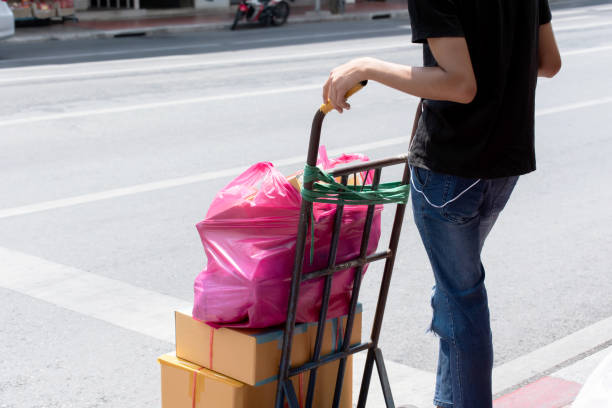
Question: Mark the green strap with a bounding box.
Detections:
[300,164,410,263]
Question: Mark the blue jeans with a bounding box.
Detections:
[410,166,519,408]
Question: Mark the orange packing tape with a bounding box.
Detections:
[209,327,215,370]
[189,325,213,408]
[191,367,206,408]
[299,372,304,408]
[282,373,305,408]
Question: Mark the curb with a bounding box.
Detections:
[7,9,409,43]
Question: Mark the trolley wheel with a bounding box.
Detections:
[231,9,243,30]
[271,1,289,26]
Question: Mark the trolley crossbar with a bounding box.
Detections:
[289,343,373,377]
[328,155,408,177]
[301,250,392,282]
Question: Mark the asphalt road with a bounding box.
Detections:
[1,3,612,407]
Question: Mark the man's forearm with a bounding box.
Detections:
[323,38,476,112]
[362,57,477,104]
[537,23,562,78]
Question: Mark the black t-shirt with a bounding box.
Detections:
[407,0,552,178]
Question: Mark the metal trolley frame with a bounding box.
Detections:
[274,81,417,408]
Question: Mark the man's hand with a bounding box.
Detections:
[322,58,370,113]
[322,37,477,111]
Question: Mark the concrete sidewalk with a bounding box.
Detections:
[493,345,612,408]
[354,315,612,408]
[8,0,409,43]
[354,344,612,408]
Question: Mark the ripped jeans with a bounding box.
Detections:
[410,166,519,408]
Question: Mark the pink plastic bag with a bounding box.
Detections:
[193,147,382,328]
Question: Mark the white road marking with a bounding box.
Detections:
[551,346,612,385]
[0,41,605,127]
[0,84,322,127]
[562,44,612,56]
[0,43,222,65]
[0,26,412,66]
[353,352,435,408]
[593,4,612,12]
[551,3,612,17]
[535,97,612,117]
[0,30,605,86]
[0,246,191,344]
[0,41,414,85]
[0,38,607,127]
[553,14,591,23]
[0,244,610,407]
[0,136,411,220]
[0,244,433,406]
[230,26,410,45]
[555,20,612,32]
[1,96,611,219]
[552,8,587,17]
[492,316,612,394]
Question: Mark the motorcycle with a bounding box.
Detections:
[230,0,292,30]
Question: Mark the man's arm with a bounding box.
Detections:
[538,23,561,78]
[323,37,476,113]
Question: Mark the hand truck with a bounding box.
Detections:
[274,81,418,408]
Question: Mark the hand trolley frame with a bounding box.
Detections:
[274,81,419,408]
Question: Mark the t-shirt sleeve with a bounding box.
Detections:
[539,0,552,25]
[407,0,464,44]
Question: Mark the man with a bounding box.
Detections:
[322,0,561,407]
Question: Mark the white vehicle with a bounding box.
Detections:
[0,0,15,40]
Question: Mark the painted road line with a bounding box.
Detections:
[0,40,414,85]
[0,26,411,66]
[1,244,611,408]
[4,30,610,84]
[0,43,222,65]
[1,96,612,220]
[492,347,612,408]
[593,4,612,12]
[551,346,612,385]
[492,315,612,395]
[535,96,612,117]
[0,136,411,220]
[353,353,436,408]
[0,29,597,73]
[552,8,587,17]
[353,352,435,408]
[0,246,191,344]
[552,3,612,16]
[230,26,411,45]
[493,377,582,408]
[555,20,612,32]
[552,14,591,23]
[0,41,608,127]
[0,245,428,406]
[572,353,612,408]
[0,84,322,127]
[562,44,612,56]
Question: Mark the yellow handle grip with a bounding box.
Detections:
[320,80,368,114]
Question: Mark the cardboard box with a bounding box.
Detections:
[160,353,245,408]
[175,306,362,387]
[246,358,353,408]
[159,352,353,408]
[286,171,303,192]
